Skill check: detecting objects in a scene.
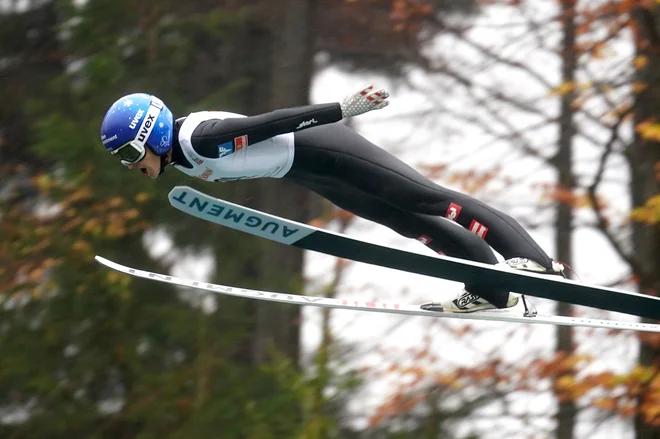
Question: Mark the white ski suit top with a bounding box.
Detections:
[169,103,343,182]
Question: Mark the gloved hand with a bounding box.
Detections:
[340,85,390,118]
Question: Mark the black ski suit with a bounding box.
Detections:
[170,102,556,308]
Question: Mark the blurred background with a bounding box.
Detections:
[1,0,659,438]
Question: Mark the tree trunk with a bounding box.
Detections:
[250,0,321,365]
[629,5,660,439]
[0,0,63,191]
[553,1,577,438]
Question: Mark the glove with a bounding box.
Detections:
[340,85,390,118]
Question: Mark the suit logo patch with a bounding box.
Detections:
[469,220,489,239]
[446,203,462,221]
[218,141,234,158]
[234,135,248,150]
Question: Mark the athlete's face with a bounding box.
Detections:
[125,147,161,179]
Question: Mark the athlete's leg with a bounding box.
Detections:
[282,178,511,308]
[289,123,556,271]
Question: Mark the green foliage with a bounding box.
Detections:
[0,1,322,438]
[0,0,487,437]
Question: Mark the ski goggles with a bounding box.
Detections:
[110,97,164,166]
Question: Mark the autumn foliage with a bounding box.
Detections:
[367,339,660,429]
[0,169,152,300]
[364,0,660,435]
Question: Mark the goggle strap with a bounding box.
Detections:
[131,97,163,150]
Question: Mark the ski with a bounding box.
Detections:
[167,186,660,321]
[94,255,660,333]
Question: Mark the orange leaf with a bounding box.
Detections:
[135,192,151,203]
[124,208,140,220]
[593,397,617,411]
[546,81,576,97]
[632,81,648,94]
[108,197,124,208]
[636,120,660,141]
[642,404,660,423]
[634,55,649,69]
[556,375,575,390]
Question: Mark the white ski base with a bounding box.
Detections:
[95,255,660,333]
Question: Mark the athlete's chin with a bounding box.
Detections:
[139,167,159,179]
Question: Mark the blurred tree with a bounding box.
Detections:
[1,0,486,438]
[356,0,660,437]
[316,0,478,76]
[628,4,660,438]
[554,1,578,437]
[0,0,309,437]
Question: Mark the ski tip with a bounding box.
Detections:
[94,255,124,273]
[94,255,110,266]
[168,185,194,199]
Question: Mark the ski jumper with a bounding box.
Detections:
[169,103,556,308]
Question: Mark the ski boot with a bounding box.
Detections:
[421,258,564,314]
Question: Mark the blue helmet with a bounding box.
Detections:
[100,93,174,165]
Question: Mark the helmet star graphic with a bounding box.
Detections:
[159,122,164,128]
[123,99,133,107]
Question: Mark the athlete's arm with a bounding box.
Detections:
[190,102,341,157]
[189,85,390,158]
